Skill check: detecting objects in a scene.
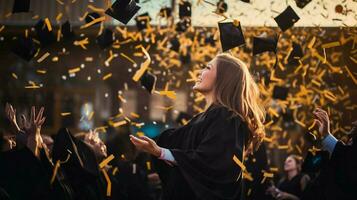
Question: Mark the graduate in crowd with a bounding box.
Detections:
[266,155,310,200]
[301,109,357,200]
[129,53,266,200]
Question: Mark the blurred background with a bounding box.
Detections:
[0,0,356,183]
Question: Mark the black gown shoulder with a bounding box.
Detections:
[154,104,249,200]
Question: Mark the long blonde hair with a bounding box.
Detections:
[214,53,265,151]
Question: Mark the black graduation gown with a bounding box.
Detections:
[153,104,248,200]
[0,144,52,200]
[302,140,357,200]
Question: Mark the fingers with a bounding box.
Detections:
[129,135,149,147]
[140,136,155,144]
[38,117,46,126]
[35,107,44,123]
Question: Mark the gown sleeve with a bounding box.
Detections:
[169,107,247,200]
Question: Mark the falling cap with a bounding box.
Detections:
[61,21,75,40]
[11,36,37,61]
[105,0,141,24]
[135,12,151,31]
[218,21,246,52]
[96,28,114,49]
[140,71,157,93]
[159,7,172,18]
[34,19,55,47]
[274,6,300,32]
[179,1,192,18]
[272,85,289,100]
[295,0,312,9]
[252,33,278,55]
[12,0,30,13]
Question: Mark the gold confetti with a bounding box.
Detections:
[99,154,115,169]
[44,18,52,31]
[101,169,112,196]
[61,112,71,116]
[102,73,112,80]
[37,52,50,63]
[233,155,246,171]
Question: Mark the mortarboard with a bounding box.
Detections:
[169,37,180,52]
[287,42,303,65]
[240,0,250,3]
[295,0,312,9]
[96,28,114,49]
[61,21,75,40]
[52,128,101,177]
[179,1,192,19]
[218,21,246,52]
[252,34,278,55]
[140,71,157,93]
[274,6,300,32]
[175,18,191,32]
[85,12,102,25]
[34,19,55,47]
[180,51,191,64]
[11,36,37,61]
[12,0,30,13]
[159,7,172,18]
[105,0,141,24]
[216,0,228,14]
[135,12,151,31]
[272,86,289,100]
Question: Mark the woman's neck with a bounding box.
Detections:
[204,92,215,110]
[287,169,298,180]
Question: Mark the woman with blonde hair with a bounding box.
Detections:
[130,53,266,200]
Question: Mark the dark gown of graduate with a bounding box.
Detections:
[153,104,249,200]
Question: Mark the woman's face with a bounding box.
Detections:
[284,156,298,172]
[193,58,217,93]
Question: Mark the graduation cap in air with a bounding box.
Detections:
[272,86,289,100]
[135,12,151,31]
[180,50,191,64]
[175,18,191,32]
[274,6,300,32]
[287,42,303,65]
[253,34,278,55]
[159,7,172,18]
[34,19,55,47]
[140,71,157,93]
[11,36,37,61]
[295,0,312,9]
[216,0,228,14]
[96,28,114,49]
[85,12,102,25]
[52,128,101,177]
[218,21,246,52]
[12,0,30,13]
[105,0,141,24]
[179,1,192,18]
[240,0,250,3]
[169,37,180,52]
[175,112,193,125]
[61,21,75,40]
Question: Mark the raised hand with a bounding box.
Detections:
[84,130,107,159]
[20,106,46,157]
[5,103,21,134]
[313,108,331,139]
[129,135,161,157]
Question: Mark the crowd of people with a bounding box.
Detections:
[1,104,356,200]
